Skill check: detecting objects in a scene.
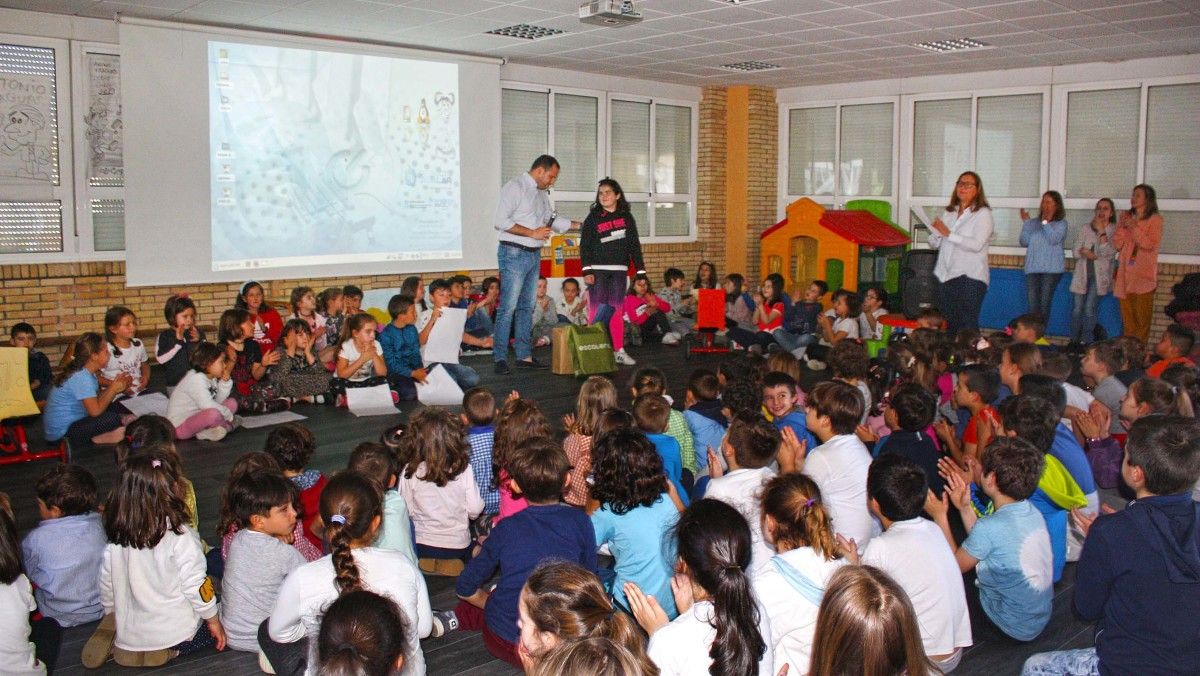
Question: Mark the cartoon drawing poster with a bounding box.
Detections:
[0,72,55,182]
[84,52,123,185]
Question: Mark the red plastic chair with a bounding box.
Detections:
[0,347,68,466]
[684,289,732,359]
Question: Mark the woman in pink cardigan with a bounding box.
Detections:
[1113,183,1164,342]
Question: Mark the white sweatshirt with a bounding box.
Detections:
[269,547,432,676]
[99,526,218,651]
[166,369,233,427]
[0,575,45,675]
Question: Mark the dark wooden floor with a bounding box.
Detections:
[3,342,1096,675]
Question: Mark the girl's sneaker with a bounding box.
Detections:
[661,331,681,345]
[430,609,459,638]
[195,426,227,442]
[614,349,636,366]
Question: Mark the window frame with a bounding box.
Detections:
[0,32,77,262]
[779,95,900,219]
[70,40,124,261]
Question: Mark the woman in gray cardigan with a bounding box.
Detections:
[1069,198,1117,345]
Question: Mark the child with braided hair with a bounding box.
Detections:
[263,472,431,676]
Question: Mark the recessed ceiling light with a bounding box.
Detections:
[913,38,989,53]
[721,60,780,72]
[486,24,566,40]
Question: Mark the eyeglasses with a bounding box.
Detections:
[957,181,978,188]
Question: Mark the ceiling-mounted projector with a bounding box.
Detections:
[579,0,643,26]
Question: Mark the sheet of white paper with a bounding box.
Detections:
[416,364,464,406]
[238,410,307,429]
[910,205,934,229]
[421,307,467,365]
[346,384,399,417]
[119,392,169,418]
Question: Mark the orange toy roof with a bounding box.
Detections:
[760,208,909,248]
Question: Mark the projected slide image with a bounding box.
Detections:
[209,41,461,271]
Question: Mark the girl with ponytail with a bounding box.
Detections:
[264,471,432,676]
[752,474,845,675]
[518,561,657,674]
[317,590,409,676]
[44,332,130,447]
[626,499,773,676]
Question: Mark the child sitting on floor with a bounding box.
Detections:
[1080,340,1126,436]
[100,306,149,397]
[452,437,596,668]
[1011,312,1051,346]
[682,368,727,478]
[926,436,1053,643]
[773,280,826,360]
[43,332,130,447]
[398,408,484,576]
[270,319,332,405]
[265,423,327,551]
[216,451,321,564]
[762,371,818,451]
[556,278,588,326]
[461,388,499,517]
[633,393,689,504]
[705,414,780,575]
[10,322,52,404]
[219,309,288,415]
[1147,323,1196,378]
[379,294,427,402]
[286,286,327,354]
[492,397,552,523]
[332,312,390,403]
[630,367,697,481]
[166,342,238,442]
[155,296,204,388]
[863,382,945,496]
[562,376,618,508]
[348,442,416,566]
[316,287,344,364]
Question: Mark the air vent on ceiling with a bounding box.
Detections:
[721,60,780,72]
[913,38,990,53]
[486,24,566,40]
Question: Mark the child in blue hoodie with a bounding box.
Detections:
[1021,415,1200,675]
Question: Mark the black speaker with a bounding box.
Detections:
[899,250,939,319]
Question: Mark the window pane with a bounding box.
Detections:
[501,89,547,184]
[1065,88,1139,197]
[788,107,835,195]
[1146,83,1200,199]
[1160,211,1200,255]
[1064,208,1097,254]
[611,100,651,193]
[92,199,124,251]
[655,104,691,194]
[654,202,690,237]
[840,103,892,197]
[989,207,1025,247]
[552,200,591,223]
[0,43,59,184]
[0,201,63,253]
[977,93,1042,198]
[912,99,970,197]
[84,51,123,187]
[627,201,650,234]
[553,93,597,192]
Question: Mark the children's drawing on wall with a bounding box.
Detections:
[84,52,123,185]
[0,73,55,182]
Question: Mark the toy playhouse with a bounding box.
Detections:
[759,197,909,300]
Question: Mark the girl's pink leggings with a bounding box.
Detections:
[588,302,624,352]
[175,398,238,439]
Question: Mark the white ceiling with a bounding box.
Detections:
[5,0,1200,86]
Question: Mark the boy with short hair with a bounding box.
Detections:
[461,387,499,516]
[1011,312,1050,346]
[658,267,695,341]
[785,380,876,548]
[858,286,888,341]
[1113,335,1147,387]
[762,371,817,450]
[341,285,364,315]
[220,471,307,652]
[379,293,426,402]
[1022,415,1200,675]
[633,393,689,503]
[1038,352,1095,428]
[348,441,416,565]
[868,383,944,496]
[843,454,972,671]
[1080,341,1126,436]
[417,278,485,390]
[926,436,1053,642]
[705,414,780,575]
[265,423,326,550]
[945,364,1001,463]
[21,464,106,627]
[829,340,872,424]
[453,437,597,667]
[774,280,827,359]
[10,322,52,403]
[556,278,588,325]
[682,368,727,478]
[531,277,557,347]
[1147,323,1196,378]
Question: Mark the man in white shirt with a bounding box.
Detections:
[491,155,579,375]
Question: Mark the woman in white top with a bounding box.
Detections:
[927,171,994,335]
[625,499,773,676]
[752,474,846,675]
[265,472,432,676]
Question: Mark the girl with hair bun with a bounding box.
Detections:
[317,590,408,676]
[625,499,772,676]
[264,471,431,676]
[752,473,845,675]
[518,561,656,674]
[530,636,657,676]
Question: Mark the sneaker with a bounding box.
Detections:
[516,357,549,370]
[494,360,512,375]
[806,359,827,371]
[81,614,116,669]
[231,415,244,429]
[430,609,460,638]
[313,394,326,405]
[661,331,680,345]
[614,349,637,366]
[336,394,348,408]
[195,426,227,442]
[258,650,277,674]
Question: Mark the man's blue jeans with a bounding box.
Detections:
[493,243,540,363]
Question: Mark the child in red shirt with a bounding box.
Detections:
[265,423,327,551]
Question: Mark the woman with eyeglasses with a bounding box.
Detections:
[927,171,995,335]
[1113,183,1164,342]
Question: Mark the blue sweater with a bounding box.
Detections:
[1019,217,1067,273]
[646,432,689,506]
[455,504,596,644]
[1075,493,1200,674]
[379,323,422,378]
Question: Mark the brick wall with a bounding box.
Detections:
[696,86,727,280]
[742,86,778,288]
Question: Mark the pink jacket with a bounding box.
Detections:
[1113,212,1163,297]
[623,293,671,326]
